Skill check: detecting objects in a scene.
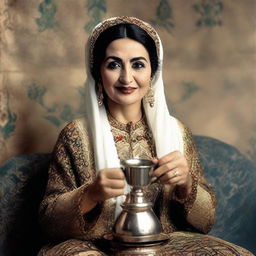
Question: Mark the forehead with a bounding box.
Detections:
[105,38,150,58]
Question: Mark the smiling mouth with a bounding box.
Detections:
[115,86,137,94]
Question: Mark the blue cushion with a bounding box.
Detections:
[0,153,51,256]
[195,136,256,253]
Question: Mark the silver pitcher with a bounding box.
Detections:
[113,158,166,243]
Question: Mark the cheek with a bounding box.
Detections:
[101,70,119,87]
[137,73,151,88]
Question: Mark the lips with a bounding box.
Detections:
[116,86,137,94]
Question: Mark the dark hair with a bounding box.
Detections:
[91,23,159,83]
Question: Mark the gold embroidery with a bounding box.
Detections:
[173,120,216,232]
[108,113,156,160]
[88,16,160,69]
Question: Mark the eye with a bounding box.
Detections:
[132,61,145,69]
[107,61,121,70]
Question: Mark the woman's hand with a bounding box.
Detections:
[88,168,126,203]
[152,151,192,198]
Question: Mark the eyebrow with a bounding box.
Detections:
[105,56,148,63]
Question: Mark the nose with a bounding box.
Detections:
[119,66,133,85]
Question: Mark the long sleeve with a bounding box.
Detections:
[157,120,216,235]
[39,119,105,241]
[173,122,216,233]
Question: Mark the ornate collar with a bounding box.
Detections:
[107,112,147,132]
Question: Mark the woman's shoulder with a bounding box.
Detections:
[170,116,194,142]
[170,116,189,133]
[58,116,91,141]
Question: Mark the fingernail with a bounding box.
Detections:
[150,177,158,184]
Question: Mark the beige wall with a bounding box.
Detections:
[1,0,255,165]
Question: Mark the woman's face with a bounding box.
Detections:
[100,38,152,109]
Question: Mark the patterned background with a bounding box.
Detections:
[0,0,255,165]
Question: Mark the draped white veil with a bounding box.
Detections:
[84,17,184,219]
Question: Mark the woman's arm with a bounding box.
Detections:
[39,120,100,240]
[39,119,125,241]
[173,122,216,233]
[153,120,216,234]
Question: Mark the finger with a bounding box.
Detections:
[151,157,159,164]
[153,159,180,178]
[152,165,168,178]
[108,179,126,189]
[158,151,182,166]
[98,175,125,187]
[159,170,184,184]
[105,169,125,179]
[104,187,125,198]
[158,168,183,183]
[161,176,181,185]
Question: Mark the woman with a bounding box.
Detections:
[38,17,253,255]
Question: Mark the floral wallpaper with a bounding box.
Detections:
[0,0,255,165]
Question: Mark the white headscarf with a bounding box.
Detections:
[85,17,184,218]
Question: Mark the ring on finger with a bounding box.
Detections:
[174,170,179,177]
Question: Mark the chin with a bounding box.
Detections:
[109,98,142,108]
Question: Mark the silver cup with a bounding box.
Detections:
[120,158,155,187]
